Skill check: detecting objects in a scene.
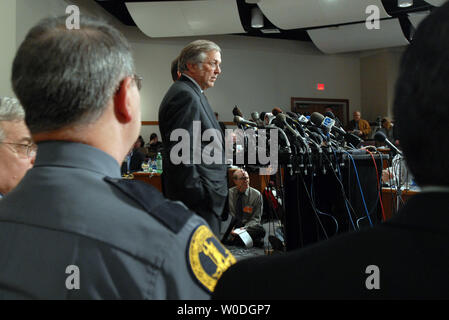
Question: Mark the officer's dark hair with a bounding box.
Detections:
[171,57,179,82]
[12,15,135,134]
[393,1,449,186]
[150,133,158,141]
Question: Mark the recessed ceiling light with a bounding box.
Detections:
[398,0,413,8]
[261,29,281,34]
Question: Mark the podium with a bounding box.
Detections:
[284,152,386,250]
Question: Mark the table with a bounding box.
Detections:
[129,168,280,195]
[130,171,162,191]
[381,187,419,220]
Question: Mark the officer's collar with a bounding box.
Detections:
[33,141,121,178]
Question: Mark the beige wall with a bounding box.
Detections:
[0,0,16,97]
[360,48,404,122]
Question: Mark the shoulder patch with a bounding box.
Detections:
[104,177,193,233]
[187,225,237,293]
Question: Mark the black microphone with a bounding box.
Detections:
[233,115,257,127]
[374,131,402,155]
[251,111,264,127]
[309,112,345,135]
[232,105,243,117]
[276,114,302,139]
[324,111,344,129]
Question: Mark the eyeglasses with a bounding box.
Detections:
[0,142,37,158]
[133,74,143,91]
[236,176,249,181]
[204,60,221,70]
[116,74,143,93]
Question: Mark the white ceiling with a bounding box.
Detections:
[126,0,245,38]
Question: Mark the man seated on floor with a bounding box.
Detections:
[223,169,265,248]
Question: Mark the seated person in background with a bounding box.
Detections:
[121,137,146,175]
[0,97,36,198]
[223,169,265,248]
[377,117,394,142]
[346,110,371,140]
[381,151,415,189]
[147,132,163,160]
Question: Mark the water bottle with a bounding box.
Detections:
[156,152,163,173]
[151,159,157,172]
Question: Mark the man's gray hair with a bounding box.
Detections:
[178,40,221,74]
[0,97,25,142]
[12,15,135,134]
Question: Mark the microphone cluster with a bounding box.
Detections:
[232,107,365,175]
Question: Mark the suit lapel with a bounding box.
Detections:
[180,76,221,133]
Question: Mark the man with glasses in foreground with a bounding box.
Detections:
[0,16,234,299]
[0,97,36,198]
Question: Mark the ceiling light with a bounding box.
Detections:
[398,0,413,7]
[251,7,264,28]
[261,28,280,34]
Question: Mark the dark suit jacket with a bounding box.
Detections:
[120,149,145,175]
[158,75,227,227]
[213,192,449,299]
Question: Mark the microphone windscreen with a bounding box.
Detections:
[259,112,266,121]
[310,112,324,126]
[275,113,287,122]
[324,111,335,119]
[251,112,259,122]
[233,115,243,124]
[374,131,387,142]
[232,106,243,117]
[272,107,283,116]
[286,111,298,119]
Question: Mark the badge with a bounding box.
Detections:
[187,225,237,292]
[243,206,253,214]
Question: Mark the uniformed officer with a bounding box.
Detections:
[0,15,235,299]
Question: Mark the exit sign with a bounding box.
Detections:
[317,83,325,91]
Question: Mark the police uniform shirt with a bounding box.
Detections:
[228,186,263,228]
[0,141,235,299]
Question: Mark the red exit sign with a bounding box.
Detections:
[317,83,325,91]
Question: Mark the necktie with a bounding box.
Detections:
[236,192,245,227]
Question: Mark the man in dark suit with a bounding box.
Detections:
[213,2,449,299]
[159,40,227,236]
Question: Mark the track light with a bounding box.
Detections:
[398,0,413,7]
[251,7,264,28]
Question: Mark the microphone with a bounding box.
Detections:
[232,105,243,117]
[233,115,257,127]
[324,111,344,129]
[374,131,402,155]
[275,113,302,139]
[310,112,346,136]
[251,111,264,127]
[272,107,283,116]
